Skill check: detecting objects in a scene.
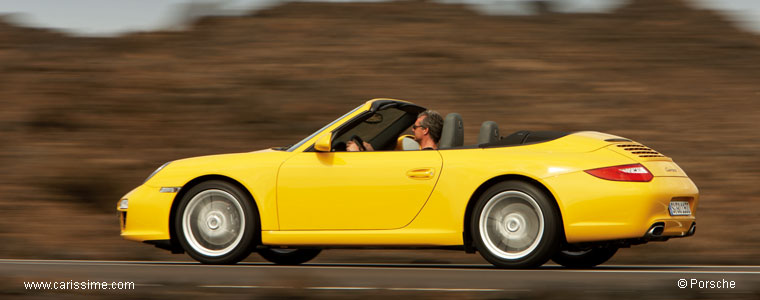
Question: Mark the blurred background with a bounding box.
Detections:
[0,0,758,265]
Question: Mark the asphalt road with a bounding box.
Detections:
[2,259,759,299]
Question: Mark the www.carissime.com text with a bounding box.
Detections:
[24,280,135,290]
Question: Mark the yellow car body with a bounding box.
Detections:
[118,98,697,267]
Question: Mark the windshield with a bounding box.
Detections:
[286,104,365,152]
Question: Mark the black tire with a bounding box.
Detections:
[551,246,618,268]
[471,181,561,268]
[258,248,322,265]
[175,180,257,264]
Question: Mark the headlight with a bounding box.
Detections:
[144,162,171,183]
[119,199,129,210]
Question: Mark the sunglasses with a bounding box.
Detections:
[412,124,426,130]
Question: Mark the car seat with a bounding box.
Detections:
[478,121,500,144]
[439,113,464,149]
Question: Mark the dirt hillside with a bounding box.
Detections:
[0,0,758,263]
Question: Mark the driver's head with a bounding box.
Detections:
[413,110,443,144]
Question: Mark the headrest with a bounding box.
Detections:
[439,113,463,149]
[478,121,500,144]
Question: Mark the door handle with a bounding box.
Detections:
[407,168,435,179]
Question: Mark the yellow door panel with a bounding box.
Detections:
[277,151,443,230]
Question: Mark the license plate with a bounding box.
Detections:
[669,201,691,216]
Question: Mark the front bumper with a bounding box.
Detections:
[117,184,178,242]
[543,172,699,243]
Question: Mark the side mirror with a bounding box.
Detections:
[314,133,332,152]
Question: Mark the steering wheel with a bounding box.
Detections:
[349,135,366,151]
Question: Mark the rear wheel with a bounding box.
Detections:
[175,180,257,264]
[552,246,618,268]
[471,181,561,268]
[258,248,322,265]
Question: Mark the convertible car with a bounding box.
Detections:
[117,98,698,268]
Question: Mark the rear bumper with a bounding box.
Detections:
[543,172,698,243]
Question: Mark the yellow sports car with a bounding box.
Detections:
[117,98,698,268]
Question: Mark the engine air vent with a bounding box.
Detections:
[617,144,665,158]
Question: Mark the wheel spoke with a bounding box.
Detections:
[479,190,545,260]
[182,189,246,257]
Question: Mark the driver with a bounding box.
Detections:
[411,110,443,150]
[346,139,374,151]
[347,110,443,151]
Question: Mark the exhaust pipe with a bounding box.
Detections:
[645,223,665,238]
[686,222,696,236]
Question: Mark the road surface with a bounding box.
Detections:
[2,259,758,299]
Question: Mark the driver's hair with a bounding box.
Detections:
[418,110,443,143]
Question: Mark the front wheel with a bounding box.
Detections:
[471,181,561,268]
[175,180,258,264]
[551,246,618,268]
[258,248,322,265]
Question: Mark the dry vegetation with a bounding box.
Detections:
[0,0,758,264]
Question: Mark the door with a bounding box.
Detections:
[277,150,442,230]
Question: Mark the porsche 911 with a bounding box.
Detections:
[117,98,698,268]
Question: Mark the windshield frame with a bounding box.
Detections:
[286,104,365,152]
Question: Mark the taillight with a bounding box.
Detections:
[585,164,653,182]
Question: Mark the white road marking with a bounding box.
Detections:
[199,285,291,289]
[135,283,165,287]
[305,286,379,290]
[200,285,522,292]
[385,287,516,292]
